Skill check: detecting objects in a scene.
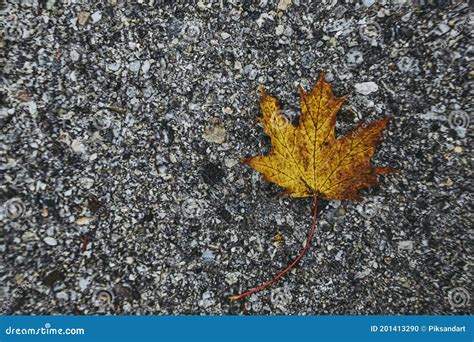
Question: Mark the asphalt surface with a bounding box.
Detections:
[1,0,472,315]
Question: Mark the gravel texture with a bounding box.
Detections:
[1,0,472,315]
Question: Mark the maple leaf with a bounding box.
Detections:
[242,72,396,201]
[230,72,397,301]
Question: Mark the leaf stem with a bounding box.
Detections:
[229,196,319,301]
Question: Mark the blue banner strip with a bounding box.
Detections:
[0,315,472,342]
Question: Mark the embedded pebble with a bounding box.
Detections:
[21,231,38,242]
[70,50,80,62]
[275,25,285,35]
[354,82,379,95]
[225,272,239,285]
[202,249,215,262]
[91,11,102,23]
[76,217,92,225]
[141,60,151,74]
[277,0,292,11]
[77,11,90,26]
[107,62,121,71]
[43,237,58,246]
[203,121,226,144]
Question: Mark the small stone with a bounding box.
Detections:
[77,11,90,26]
[223,107,233,115]
[284,26,294,37]
[454,127,467,139]
[275,25,285,35]
[198,291,215,308]
[126,256,135,264]
[91,11,102,23]
[76,217,91,225]
[79,278,90,290]
[224,158,238,168]
[328,36,337,47]
[202,249,215,262]
[46,0,57,10]
[397,240,414,252]
[28,102,37,115]
[44,237,58,246]
[15,90,31,102]
[225,272,239,285]
[42,207,49,218]
[107,62,121,71]
[355,82,379,95]
[129,61,141,73]
[454,145,463,153]
[141,60,151,74]
[277,0,292,11]
[79,177,94,189]
[437,22,450,35]
[21,231,39,242]
[220,32,231,40]
[70,50,80,62]
[203,120,225,144]
[362,0,376,6]
[56,291,68,300]
[70,139,85,153]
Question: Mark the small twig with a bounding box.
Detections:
[229,196,319,301]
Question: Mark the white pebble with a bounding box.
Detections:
[398,240,414,252]
[277,0,292,11]
[70,139,85,153]
[28,102,37,115]
[76,217,92,225]
[275,25,284,35]
[44,237,58,246]
[107,62,121,71]
[141,60,151,74]
[70,50,80,62]
[91,11,102,23]
[355,82,379,95]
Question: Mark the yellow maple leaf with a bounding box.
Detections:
[230,72,397,301]
[242,72,396,201]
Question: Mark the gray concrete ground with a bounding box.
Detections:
[1,0,472,315]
